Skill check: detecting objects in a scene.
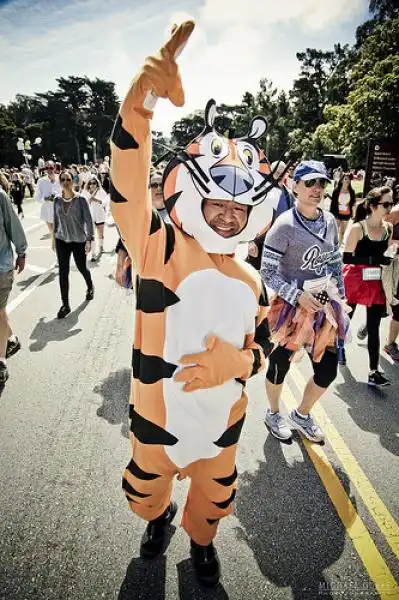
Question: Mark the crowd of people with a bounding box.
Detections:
[0,19,398,588]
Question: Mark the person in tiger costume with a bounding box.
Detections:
[110,21,283,587]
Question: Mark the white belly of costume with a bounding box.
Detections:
[163,268,258,469]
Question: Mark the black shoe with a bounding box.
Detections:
[190,540,221,587]
[0,362,9,383]
[368,370,390,387]
[86,287,94,301]
[57,305,71,319]
[6,337,21,359]
[140,501,177,559]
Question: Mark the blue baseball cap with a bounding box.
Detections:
[293,160,331,182]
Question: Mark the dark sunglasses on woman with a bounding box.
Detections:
[304,178,328,189]
[379,201,393,209]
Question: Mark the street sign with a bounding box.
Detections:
[364,136,399,195]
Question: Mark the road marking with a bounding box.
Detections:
[23,221,46,234]
[7,265,56,314]
[25,263,48,274]
[283,382,399,600]
[289,364,399,562]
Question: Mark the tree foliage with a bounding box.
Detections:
[1,1,397,169]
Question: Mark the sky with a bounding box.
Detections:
[0,0,370,135]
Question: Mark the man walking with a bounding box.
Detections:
[0,187,27,387]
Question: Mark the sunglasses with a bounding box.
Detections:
[150,182,162,189]
[46,167,54,171]
[303,178,328,189]
[60,177,72,183]
[378,202,393,209]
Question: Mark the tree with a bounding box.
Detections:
[290,49,335,133]
[85,78,119,160]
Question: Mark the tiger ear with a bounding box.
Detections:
[247,116,268,140]
[204,99,217,129]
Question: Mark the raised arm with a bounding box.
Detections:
[110,21,194,273]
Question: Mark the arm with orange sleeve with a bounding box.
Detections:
[175,283,272,392]
[110,21,195,273]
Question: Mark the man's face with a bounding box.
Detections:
[202,199,248,238]
[295,178,327,206]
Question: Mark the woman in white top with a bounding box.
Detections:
[33,161,62,236]
[330,172,356,244]
[82,175,108,260]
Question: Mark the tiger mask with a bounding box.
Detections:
[162,99,281,254]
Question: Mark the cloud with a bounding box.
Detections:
[0,0,368,136]
[200,0,364,31]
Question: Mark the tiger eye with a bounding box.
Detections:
[243,148,254,166]
[211,138,223,156]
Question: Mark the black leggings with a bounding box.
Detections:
[13,200,23,215]
[266,345,338,389]
[349,304,385,371]
[55,238,93,306]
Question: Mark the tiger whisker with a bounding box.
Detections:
[177,155,211,195]
[180,150,210,184]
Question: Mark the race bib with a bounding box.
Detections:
[362,267,381,281]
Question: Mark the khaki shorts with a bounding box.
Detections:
[0,270,14,309]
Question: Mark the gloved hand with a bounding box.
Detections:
[174,335,255,392]
[121,21,195,119]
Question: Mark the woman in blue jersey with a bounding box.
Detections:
[260,160,347,443]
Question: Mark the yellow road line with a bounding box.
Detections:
[283,383,399,599]
[290,364,399,562]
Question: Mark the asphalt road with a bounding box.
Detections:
[0,198,398,600]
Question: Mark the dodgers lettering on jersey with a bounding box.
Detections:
[301,244,336,276]
[263,207,340,289]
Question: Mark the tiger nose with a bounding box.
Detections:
[210,165,254,197]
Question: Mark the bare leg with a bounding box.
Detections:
[0,308,12,359]
[340,220,348,244]
[297,379,326,416]
[46,222,53,235]
[96,223,104,253]
[265,380,284,413]
[387,318,399,345]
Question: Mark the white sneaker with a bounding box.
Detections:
[287,410,325,443]
[264,409,292,441]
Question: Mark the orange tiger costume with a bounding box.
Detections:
[111,22,280,549]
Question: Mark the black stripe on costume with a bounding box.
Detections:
[111,114,139,150]
[150,210,162,234]
[213,489,236,509]
[206,518,220,525]
[122,477,151,498]
[110,179,128,203]
[125,495,139,504]
[214,415,245,448]
[250,349,262,376]
[136,279,180,313]
[132,348,177,383]
[129,406,178,446]
[126,458,161,481]
[164,191,182,214]
[164,223,175,264]
[260,281,269,307]
[214,467,237,487]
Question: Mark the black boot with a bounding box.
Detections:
[190,539,221,587]
[86,287,94,301]
[140,501,177,559]
[57,305,71,319]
